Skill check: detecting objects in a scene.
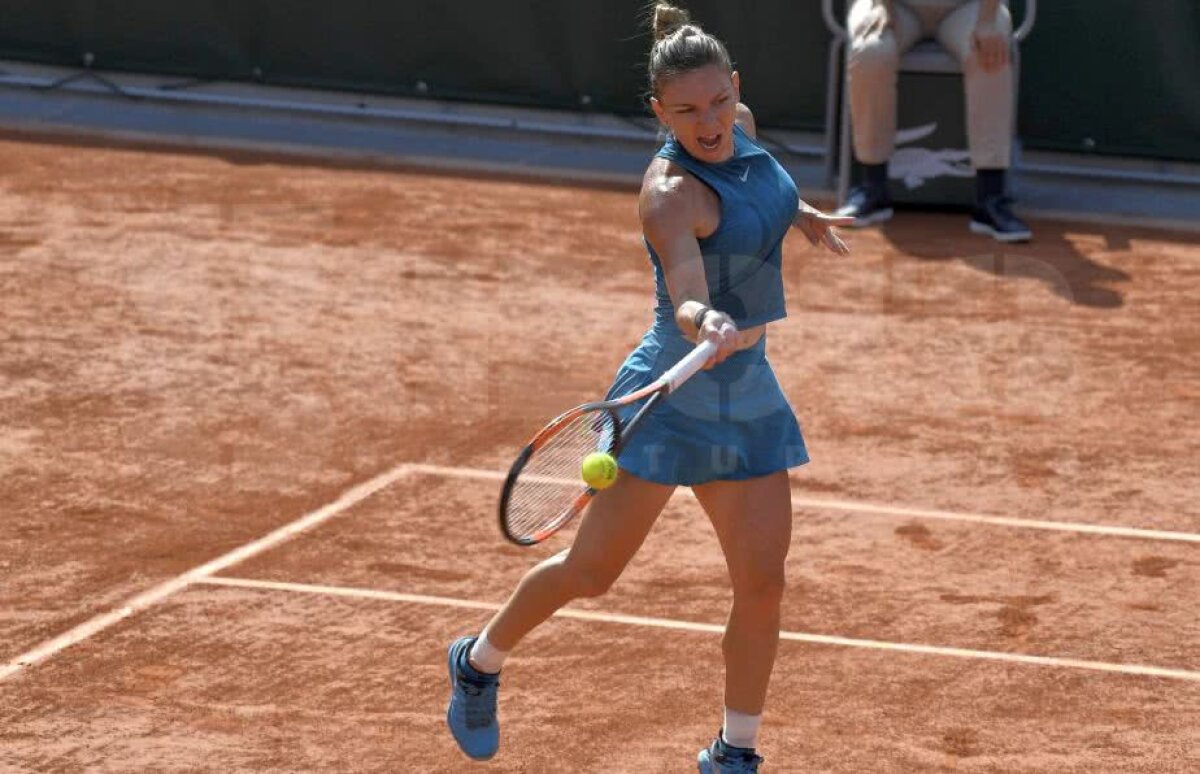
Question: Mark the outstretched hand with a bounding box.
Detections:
[793,208,854,255]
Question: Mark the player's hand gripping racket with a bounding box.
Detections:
[499,339,718,545]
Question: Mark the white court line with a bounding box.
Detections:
[199,576,1200,683]
[407,463,1200,544]
[0,464,414,682]
[5,459,1194,683]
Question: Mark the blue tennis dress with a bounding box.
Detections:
[606,124,809,486]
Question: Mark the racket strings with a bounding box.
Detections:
[505,411,617,540]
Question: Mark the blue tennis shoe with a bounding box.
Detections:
[445,636,501,760]
[698,732,764,773]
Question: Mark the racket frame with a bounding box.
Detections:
[498,339,717,545]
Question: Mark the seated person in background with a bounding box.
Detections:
[837,0,1032,242]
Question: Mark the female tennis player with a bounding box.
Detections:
[446,4,852,771]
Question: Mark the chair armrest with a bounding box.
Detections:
[822,0,848,39]
[1014,0,1037,43]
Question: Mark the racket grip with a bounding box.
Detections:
[662,339,719,393]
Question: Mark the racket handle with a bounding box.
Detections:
[662,339,719,393]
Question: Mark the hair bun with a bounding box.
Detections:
[653,4,691,41]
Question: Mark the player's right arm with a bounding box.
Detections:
[639,160,739,366]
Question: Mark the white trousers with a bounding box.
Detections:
[846,0,1014,169]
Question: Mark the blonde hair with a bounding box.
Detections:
[647,3,732,96]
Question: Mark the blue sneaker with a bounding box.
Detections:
[970,195,1032,242]
[445,636,500,760]
[835,183,894,227]
[698,732,764,773]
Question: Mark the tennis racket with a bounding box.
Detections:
[498,338,718,546]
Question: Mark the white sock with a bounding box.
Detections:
[468,632,508,674]
[722,708,762,750]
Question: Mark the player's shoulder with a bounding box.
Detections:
[734,102,757,138]
[641,156,693,198]
[639,157,705,226]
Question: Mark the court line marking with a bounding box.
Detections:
[198,576,1200,683]
[406,463,1200,544]
[4,459,1194,683]
[0,464,415,682]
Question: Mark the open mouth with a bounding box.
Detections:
[697,134,722,152]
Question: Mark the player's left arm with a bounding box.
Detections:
[792,205,852,256]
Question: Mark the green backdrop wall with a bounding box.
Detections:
[0,1,1196,162]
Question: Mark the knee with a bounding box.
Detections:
[732,567,786,609]
[996,4,1015,37]
[848,37,898,81]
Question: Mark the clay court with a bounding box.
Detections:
[1,132,1197,772]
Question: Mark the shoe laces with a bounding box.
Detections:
[850,183,889,207]
[457,673,499,729]
[715,754,763,773]
[848,184,876,203]
[714,744,764,772]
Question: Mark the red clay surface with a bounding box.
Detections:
[1,133,1197,772]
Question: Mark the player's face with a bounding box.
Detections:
[652,66,741,163]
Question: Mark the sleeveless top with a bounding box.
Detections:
[646,123,800,330]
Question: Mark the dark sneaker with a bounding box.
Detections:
[836,183,894,227]
[698,732,764,773]
[445,636,500,760]
[970,195,1032,242]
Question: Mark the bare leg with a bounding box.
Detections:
[482,470,675,651]
[693,471,793,714]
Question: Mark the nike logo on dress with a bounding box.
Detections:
[738,165,750,182]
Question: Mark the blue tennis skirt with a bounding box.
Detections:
[604,325,808,487]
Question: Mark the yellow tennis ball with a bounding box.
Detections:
[580,452,618,490]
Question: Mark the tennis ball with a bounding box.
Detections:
[580,452,618,490]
